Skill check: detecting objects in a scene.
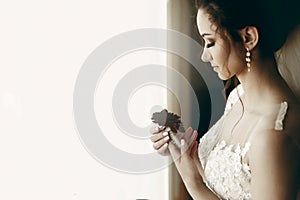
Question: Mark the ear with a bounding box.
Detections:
[239,26,259,50]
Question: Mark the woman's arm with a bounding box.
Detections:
[250,129,300,199]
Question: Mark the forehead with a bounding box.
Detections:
[196,9,216,36]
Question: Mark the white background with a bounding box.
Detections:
[0,0,168,199]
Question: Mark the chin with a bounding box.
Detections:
[218,73,232,81]
[215,68,232,80]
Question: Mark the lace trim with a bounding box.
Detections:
[274,101,288,131]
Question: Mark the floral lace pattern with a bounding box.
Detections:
[204,141,252,200]
[198,85,252,199]
[198,85,289,200]
[198,116,224,167]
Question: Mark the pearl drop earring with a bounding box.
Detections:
[245,48,251,72]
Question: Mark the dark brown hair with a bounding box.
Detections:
[195,0,300,97]
[195,0,300,56]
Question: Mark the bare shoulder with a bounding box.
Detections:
[250,101,300,157]
[248,102,300,200]
[284,101,300,144]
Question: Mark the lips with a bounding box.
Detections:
[212,65,218,72]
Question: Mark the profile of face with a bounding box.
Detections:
[196,9,246,80]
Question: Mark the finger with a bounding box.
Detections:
[149,125,163,135]
[180,129,197,153]
[157,143,169,155]
[180,130,199,156]
[185,127,193,137]
[180,138,194,157]
[173,131,184,143]
[168,142,181,164]
[191,141,200,164]
[190,130,198,144]
[149,125,156,134]
[182,127,194,144]
[185,130,198,148]
[191,140,198,157]
[180,139,187,156]
[152,135,170,150]
[150,131,168,143]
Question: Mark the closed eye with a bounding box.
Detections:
[205,42,215,48]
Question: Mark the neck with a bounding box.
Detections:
[236,54,293,110]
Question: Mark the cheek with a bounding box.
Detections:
[227,49,244,72]
[213,41,231,67]
[215,49,230,68]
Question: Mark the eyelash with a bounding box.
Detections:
[205,42,215,48]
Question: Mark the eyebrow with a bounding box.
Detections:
[201,33,212,38]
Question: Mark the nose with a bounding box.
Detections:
[201,48,211,63]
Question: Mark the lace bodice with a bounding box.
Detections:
[204,141,252,199]
[198,85,289,200]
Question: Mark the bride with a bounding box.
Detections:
[150,0,300,199]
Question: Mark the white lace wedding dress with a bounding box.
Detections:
[198,85,291,200]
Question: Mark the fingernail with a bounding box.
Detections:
[162,131,168,136]
[164,136,169,141]
[181,139,185,146]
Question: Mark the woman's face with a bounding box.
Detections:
[196,9,245,80]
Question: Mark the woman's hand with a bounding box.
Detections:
[168,128,204,187]
[152,127,220,200]
[149,126,191,156]
[167,128,223,200]
[150,126,171,156]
